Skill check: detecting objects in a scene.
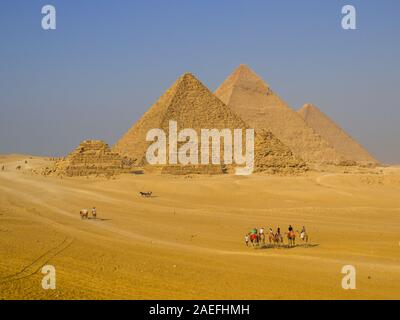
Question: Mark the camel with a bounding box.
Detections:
[268,231,283,247]
[259,232,265,245]
[139,191,152,197]
[298,229,309,243]
[287,231,296,247]
[16,165,21,170]
[80,209,89,220]
[250,233,259,247]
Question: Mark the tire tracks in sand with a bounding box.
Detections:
[0,236,74,284]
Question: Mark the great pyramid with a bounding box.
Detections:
[113,73,306,174]
[45,140,133,177]
[298,104,378,165]
[215,65,344,164]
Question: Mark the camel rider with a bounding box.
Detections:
[288,225,293,232]
[276,227,282,240]
[259,227,264,236]
[92,207,97,219]
[300,226,306,240]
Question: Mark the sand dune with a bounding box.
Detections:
[1,155,399,299]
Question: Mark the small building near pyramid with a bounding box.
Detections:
[44,140,133,177]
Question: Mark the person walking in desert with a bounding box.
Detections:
[245,234,249,247]
[92,207,97,219]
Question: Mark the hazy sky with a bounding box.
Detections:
[0,0,399,163]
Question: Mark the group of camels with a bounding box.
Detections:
[247,227,309,248]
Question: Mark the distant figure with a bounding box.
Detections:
[16,165,21,170]
[276,227,283,245]
[259,227,265,244]
[245,234,249,247]
[287,225,296,247]
[92,207,97,219]
[268,227,275,244]
[139,191,152,197]
[249,228,259,247]
[299,226,309,243]
[80,209,89,220]
[1,165,4,171]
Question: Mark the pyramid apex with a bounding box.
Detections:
[215,65,271,98]
[301,103,317,110]
[181,72,195,78]
[175,72,203,85]
[232,64,262,79]
[299,104,322,116]
[237,64,251,70]
[300,103,316,111]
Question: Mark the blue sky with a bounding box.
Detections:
[0,0,399,163]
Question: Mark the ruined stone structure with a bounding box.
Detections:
[46,140,133,177]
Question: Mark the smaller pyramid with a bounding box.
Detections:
[254,130,307,174]
[298,104,378,165]
[47,140,133,176]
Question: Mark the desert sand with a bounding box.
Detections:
[1,154,399,299]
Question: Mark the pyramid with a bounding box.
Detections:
[45,140,133,176]
[215,65,345,164]
[298,104,378,165]
[113,73,306,174]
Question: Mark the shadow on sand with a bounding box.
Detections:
[253,243,319,250]
[87,217,112,221]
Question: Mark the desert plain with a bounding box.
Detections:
[1,154,399,299]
